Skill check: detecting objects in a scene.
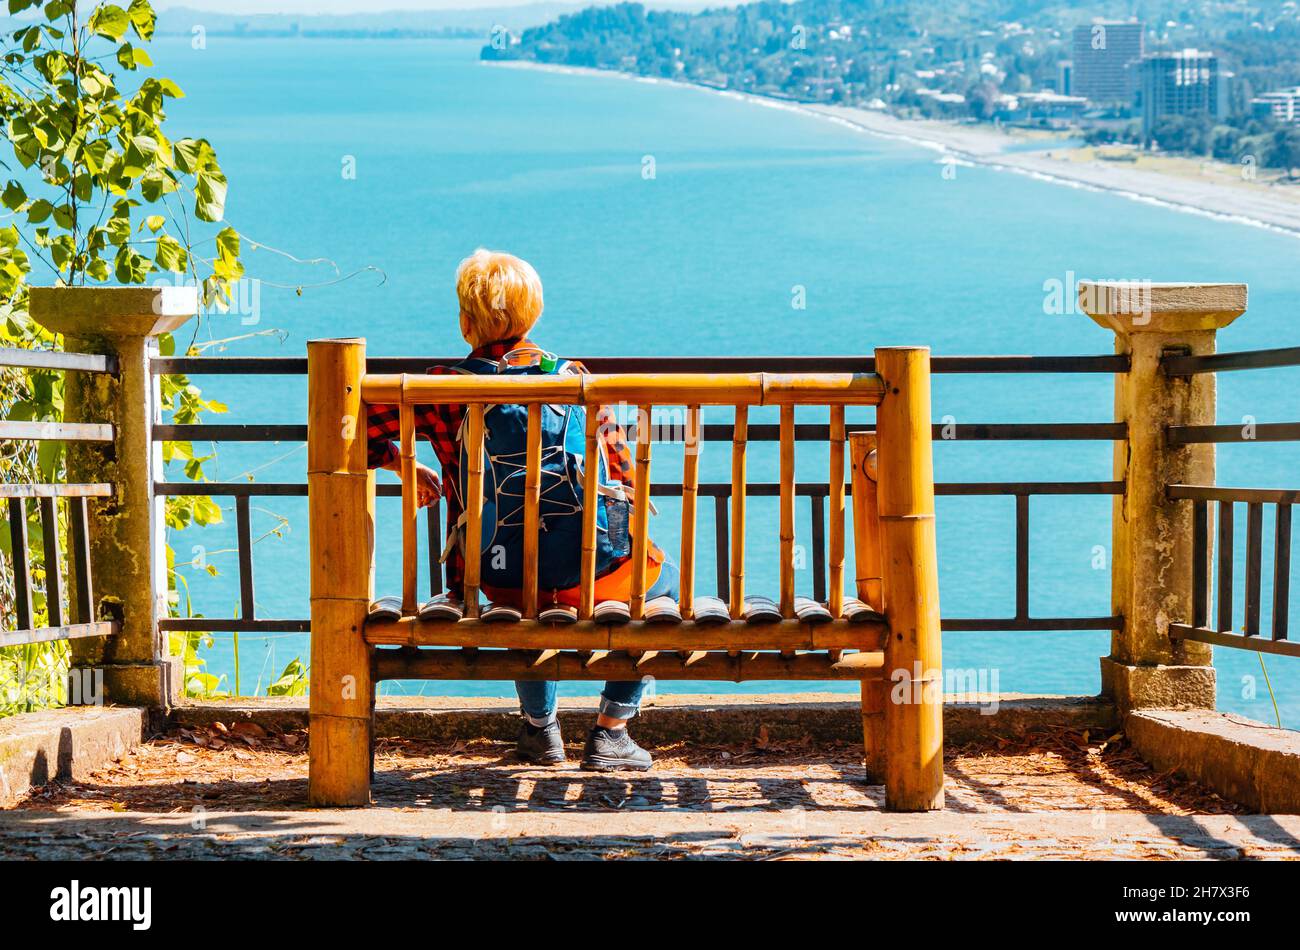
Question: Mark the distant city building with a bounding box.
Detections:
[1021,91,1089,121]
[1252,87,1300,124]
[1071,21,1144,103]
[1139,50,1219,145]
[1056,60,1073,96]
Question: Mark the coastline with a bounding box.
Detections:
[489,59,1300,239]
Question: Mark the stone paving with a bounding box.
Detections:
[3,723,1298,860]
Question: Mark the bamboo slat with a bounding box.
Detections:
[364,371,885,408]
[522,403,542,618]
[679,405,701,620]
[399,394,417,614]
[829,406,846,617]
[364,617,889,652]
[849,432,883,610]
[629,404,653,620]
[374,647,886,682]
[779,404,796,619]
[729,405,748,619]
[462,404,486,619]
[579,407,600,620]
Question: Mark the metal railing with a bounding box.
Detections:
[151,353,1128,637]
[0,347,118,647]
[1163,345,1300,659]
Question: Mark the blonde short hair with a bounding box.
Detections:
[455,249,544,348]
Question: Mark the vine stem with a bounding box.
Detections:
[1257,653,1282,728]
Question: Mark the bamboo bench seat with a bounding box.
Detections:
[363,615,888,651]
[306,340,944,812]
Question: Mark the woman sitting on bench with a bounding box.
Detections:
[366,249,677,772]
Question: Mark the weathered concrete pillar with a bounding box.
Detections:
[1079,281,1247,712]
[29,286,197,710]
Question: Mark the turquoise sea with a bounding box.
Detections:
[155,37,1299,723]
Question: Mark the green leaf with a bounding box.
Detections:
[128,0,156,41]
[25,198,53,223]
[173,138,212,174]
[116,42,152,70]
[114,244,152,283]
[194,170,227,222]
[140,167,177,202]
[1,181,26,211]
[144,214,164,232]
[154,234,188,273]
[86,256,110,282]
[81,139,110,175]
[88,4,131,42]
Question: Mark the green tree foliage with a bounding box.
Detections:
[0,2,255,711]
[0,0,242,299]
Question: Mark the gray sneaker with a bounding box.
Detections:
[516,720,566,765]
[582,726,653,772]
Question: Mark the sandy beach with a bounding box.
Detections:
[491,60,1300,238]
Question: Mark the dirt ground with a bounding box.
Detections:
[3,723,1298,860]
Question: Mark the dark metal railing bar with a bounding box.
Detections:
[942,616,1120,631]
[69,496,94,624]
[1170,484,1300,505]
[154,479,1125,498]
[1170,624,1300,659]
[810,493,826,604]
[150,354,1130,376]
[236,495,255,622]
[1191,499,1209,629]
[428,499,443,597]
[39,496,64,628]
[1217,501,1234,634]
[1245,503,1263,636]
[1274,504,1291,642]
[1162,346,1300,377]
[154,421,1127,444]
[7,497,33,630]
[158,615,1121,634]
[157,618,311,633]
[1168,423,1300,445]
[1015,494,1030,622]
[714,494,729,601]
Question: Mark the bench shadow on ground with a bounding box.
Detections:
[7,733,1300,859]
[8,727,1252,820]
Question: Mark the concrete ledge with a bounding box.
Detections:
[1127,709,1300,814]
[1101,657,1216,711]
[172,693,1115,747]
[0,706,146,807]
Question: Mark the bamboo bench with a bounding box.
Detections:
[306,341,943,811]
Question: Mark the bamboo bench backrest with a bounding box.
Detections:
[357,364,899,623]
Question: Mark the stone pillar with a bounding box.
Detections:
[29,286,198,710]
[1079,281,1247,712]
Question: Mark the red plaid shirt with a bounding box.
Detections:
[366,338,636,591]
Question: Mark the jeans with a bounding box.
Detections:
[516,557,681,725]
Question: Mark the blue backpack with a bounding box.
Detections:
[447,350,631,592]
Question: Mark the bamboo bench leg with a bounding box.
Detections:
[875,346,944,812]
[860,679,885,782]
[307,339,376,807]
